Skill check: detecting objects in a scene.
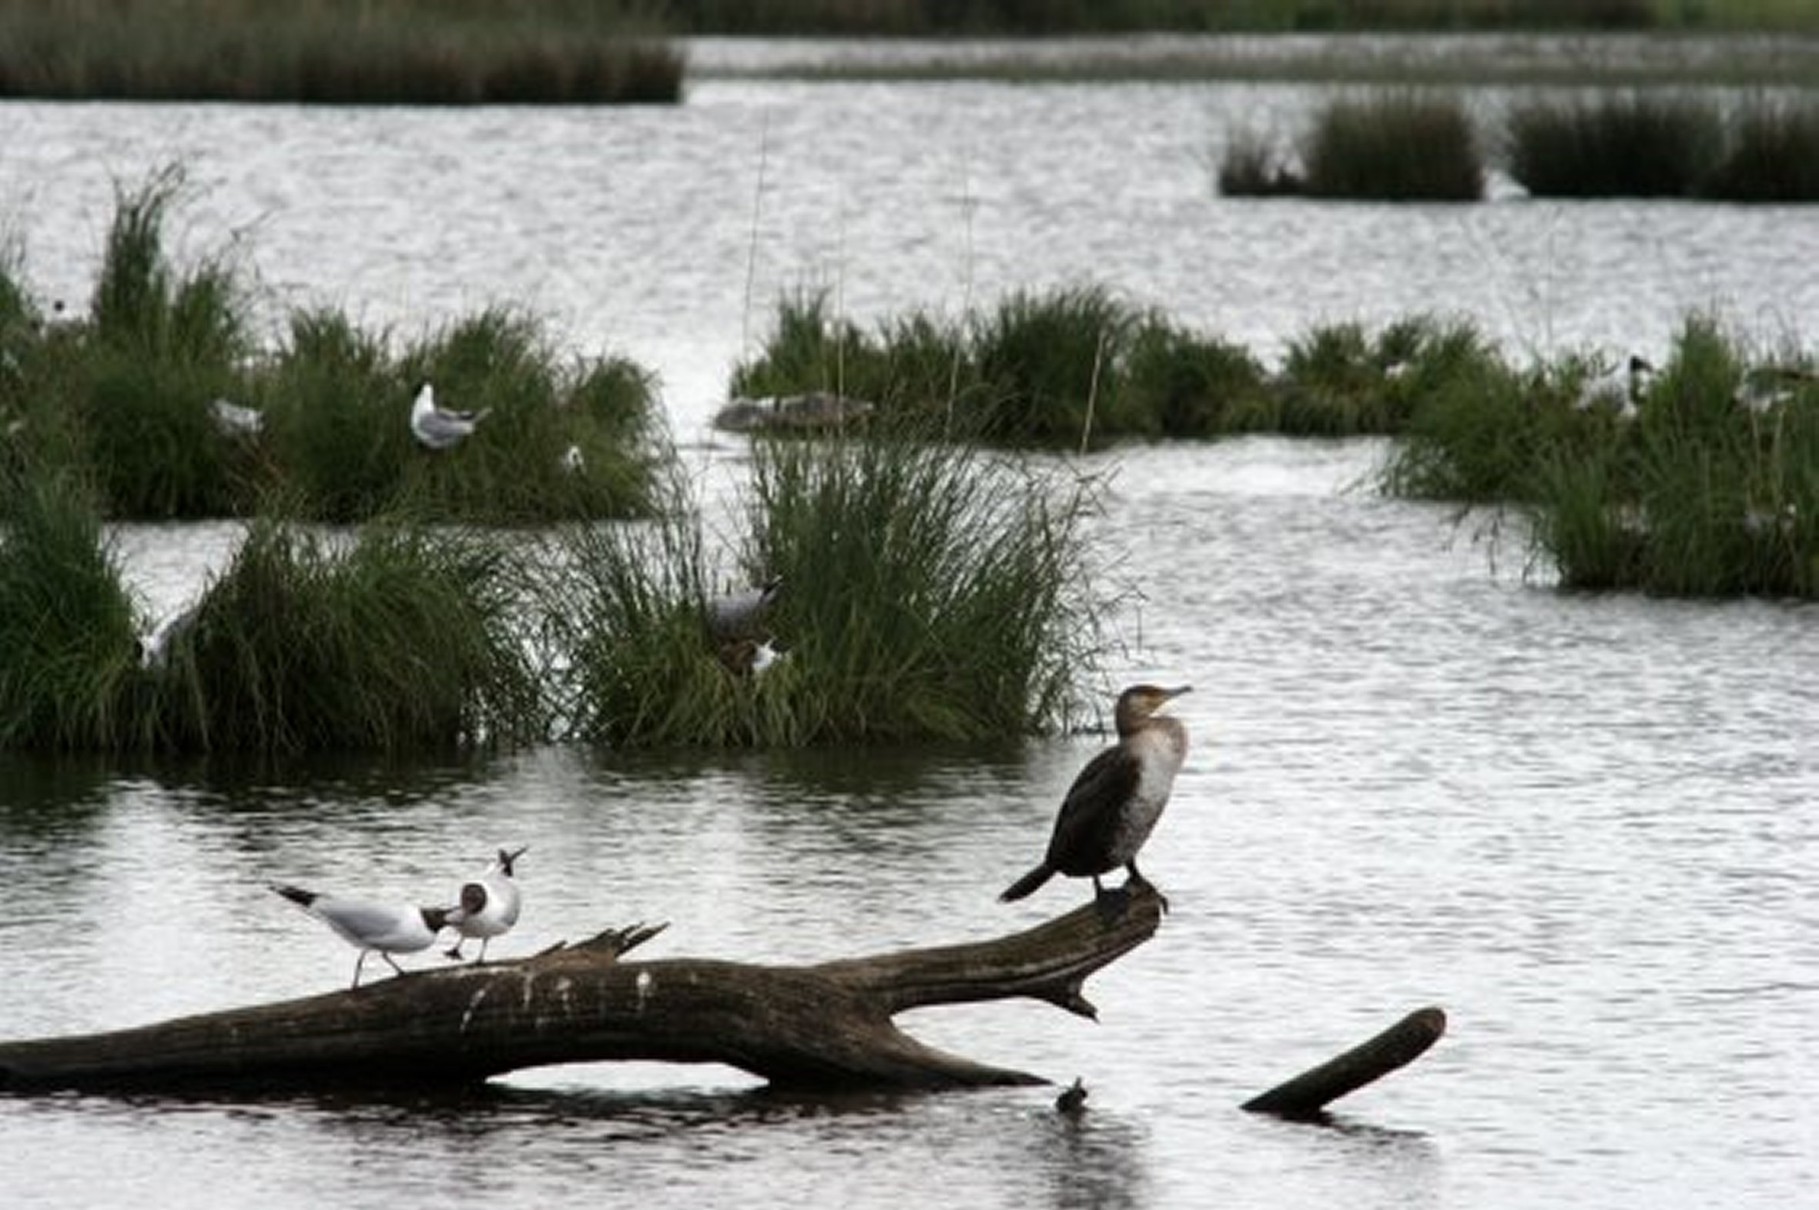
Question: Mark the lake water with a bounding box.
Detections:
[1,40,1817,1210]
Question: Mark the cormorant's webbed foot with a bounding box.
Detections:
[444,945,465,961]
[1125,863,1169,915]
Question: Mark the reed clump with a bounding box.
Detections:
[0,471,142,750]
[1530,317,1819,596]
[6,168,670,523]
[139,515,548,754]
[1701,95,1819,202]
[550,426,1104,747]
[1300,91,1484,201]
[1506,91,1724,196]
[0,0,682,104]
[734,293,1508,444]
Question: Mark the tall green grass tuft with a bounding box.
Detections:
[552,428,1104,746]
[142,515,548,754]
[1301,91,1484,201]
[1701,95,1819,201]
[1506,91,1723,197]
[0,471,142,749]
[81,167,255,519]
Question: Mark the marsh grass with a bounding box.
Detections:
[8,167,670,522]
[139,514,547,754]
[0,0,682,104]
[552,428,1103,747]
[1301,91,1484,200]
[1506,91,1723,196]
[80,168,256,518]
[0,471,142,749]
[1701,95,1819,201]
[1216,128,1304,197]
[736,294,1508,443]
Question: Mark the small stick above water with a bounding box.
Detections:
[1241,1006,1447,1119]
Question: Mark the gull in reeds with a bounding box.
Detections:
[208,397,263,437]
[706,575,783,643]
[139,600,203,671]
[410,381,490,451]
[445,847,526,962]
[561,443,585,474]
[269,882,454,989]
[718,636,787,677]
[1573,355,1655,420]
[1733,366,1815,415]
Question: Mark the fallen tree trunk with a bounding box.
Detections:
[0,886,1164,1094]
[1241,1005,1447,1119]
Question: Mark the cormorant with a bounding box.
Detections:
[445,847,526,962]
[1000,683,1192,908]
[269,883,453,989]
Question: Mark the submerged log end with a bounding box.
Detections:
[1241,1005,1447,1119]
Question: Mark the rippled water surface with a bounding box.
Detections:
[1,42,1816,1210]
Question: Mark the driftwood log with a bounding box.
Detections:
[0,885,1164,1094]
[1241,1006,1447,1119]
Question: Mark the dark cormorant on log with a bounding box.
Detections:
[1000,683,1191,907]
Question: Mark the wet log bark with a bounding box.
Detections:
[1241,1006,1447,1118]
[0,885,1164,1094]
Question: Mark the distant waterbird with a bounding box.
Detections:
[706,575,783,643]
[269,882,453,989]
[1000,684,1192,911]
[445,846,526,962]
[1573,354,1654,420]
[138,600,203,671]
[410,381,490,451]
[208,397,264,437]
[1733,366,1815,415]
[561,443,585,473]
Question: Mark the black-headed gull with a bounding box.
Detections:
[410,381,489,451]
[445,847,525,962]
[269,882,453,989]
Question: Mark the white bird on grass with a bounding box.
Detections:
[445,846,526,963]
[410,381,490,451]
[139,600,202,671]
[561,443,585,474]
[208,397,264,437]
[1574,354,1655,420]
[269,883,454,989]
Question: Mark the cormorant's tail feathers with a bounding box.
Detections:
[999,864,1054,902]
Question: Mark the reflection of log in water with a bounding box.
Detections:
[0,886,1165,1094]
[1241,1006,1447,1119]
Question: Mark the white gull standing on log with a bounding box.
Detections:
[445,846,526,962]
[410,381,489,451]
[269,883,453,989]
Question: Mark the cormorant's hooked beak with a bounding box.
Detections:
[1157,685,1192,704]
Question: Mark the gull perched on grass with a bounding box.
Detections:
[445,846,526,962]
[269,882,454,989]
[1573,355,1655,420]
[138,600,202,671]
[410,381,490,451]
[208,397,263,437]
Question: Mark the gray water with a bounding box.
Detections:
[2,43,1817,1210]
